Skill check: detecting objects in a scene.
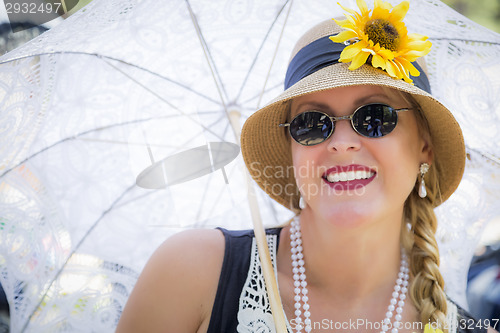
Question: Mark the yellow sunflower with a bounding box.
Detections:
[329,0,432,83]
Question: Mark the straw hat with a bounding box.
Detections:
[240,18,465,211]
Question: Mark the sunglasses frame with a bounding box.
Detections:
[279,103,411,146]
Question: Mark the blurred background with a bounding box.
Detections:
[0,0,498,331]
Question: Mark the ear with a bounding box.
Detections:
[419,136,433,165]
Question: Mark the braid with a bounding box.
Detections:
[402,163,448,330]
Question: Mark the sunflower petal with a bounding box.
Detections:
[378,48,395,60]
[329,30,358,43]
[389,1,409,22]
[338,2,361,16]
[394,60,413,83]
[372,54,386,69]
[404,40,432,52]
[349,51,370,70]
[340,41,366,59]
[385,60,401,79]
[356,0,369,15]
[399,57,420,77]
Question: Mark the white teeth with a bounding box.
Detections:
[326,170,374,183]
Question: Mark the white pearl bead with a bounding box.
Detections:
[289,217,409,333]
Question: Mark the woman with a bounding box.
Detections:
[116,1,493,332]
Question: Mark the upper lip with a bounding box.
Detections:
[322,164,376,182]
[323,164,375,176]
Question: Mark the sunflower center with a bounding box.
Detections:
[365,19,400,51]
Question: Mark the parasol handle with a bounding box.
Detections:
[229,110,288,333]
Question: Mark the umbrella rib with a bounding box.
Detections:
[428,37,500,45]
[185,0,229,105]
[234,0,292,104]
[0,51,222,105]
[0,114,220,179]
[21,183,137,332]
[100,57,225,139]
[255,0,294,109]
[467,145,500,165]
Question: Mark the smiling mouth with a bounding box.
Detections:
[324,169,376,183]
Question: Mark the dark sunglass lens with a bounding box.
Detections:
[290,112,333,145]
[352,104,398,138]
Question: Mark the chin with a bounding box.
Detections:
[318,200,376,228]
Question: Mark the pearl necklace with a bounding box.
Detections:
[290,217,410,333]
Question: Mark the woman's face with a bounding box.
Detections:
[290,85,432,227]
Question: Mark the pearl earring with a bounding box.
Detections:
[299,196,307,210]
[418,163,430,198]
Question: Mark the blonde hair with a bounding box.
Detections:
[400,94,448,330]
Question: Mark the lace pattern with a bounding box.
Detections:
[237,233,460,333]
[0,0,498,331]
[237,233,293,333]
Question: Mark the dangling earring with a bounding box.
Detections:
[299,196,307,210]
[418,163,430,198]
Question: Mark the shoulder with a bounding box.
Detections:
[116,229,225,333]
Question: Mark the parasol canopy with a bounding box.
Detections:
[0,0,499,331]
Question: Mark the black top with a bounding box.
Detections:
[207,228,487,333]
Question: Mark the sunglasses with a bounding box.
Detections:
[279,103,411,146]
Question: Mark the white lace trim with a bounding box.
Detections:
[237,233,293,333]
[236,234,461,333]
[446,300,458,333]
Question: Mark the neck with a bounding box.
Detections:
[296,208,404,303]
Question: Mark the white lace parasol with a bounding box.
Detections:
[0,0,499,332]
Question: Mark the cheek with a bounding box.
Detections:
[291,143,320,190]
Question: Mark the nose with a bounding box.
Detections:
[326,119,361,152]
